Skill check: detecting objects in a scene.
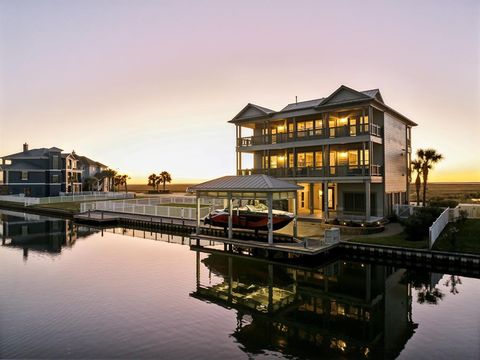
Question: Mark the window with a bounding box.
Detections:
[315,151,323,168]
[315,120,323,135]
[360,115,369,132]
[288,153,294,168]
[297,152,314,168]
[52,155,59,169]
[0,171,3,184]
[52,174,59,183]
[349,118,357,136]
[348,150,358,167]
[21,171,28,180]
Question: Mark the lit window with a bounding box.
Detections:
[21,171,28,180]
[315,152,323,168]
[348,150,358,167]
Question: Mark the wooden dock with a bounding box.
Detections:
[190,233,339,257]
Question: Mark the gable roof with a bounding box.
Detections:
[3,147,63,159]
[76,155,107,168]
[229,103,275,122]
[229,85,415,126]
[188,175,303,192]
[319,85,372,107]
[361,89,384,102]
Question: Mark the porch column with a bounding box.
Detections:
[309,183,314,215]
[362,142,366,176]
[267,149,271,176]
[365,181,371,222]
[235,126,239,173]
[323,181,329,222]
[293,193,298,238]
[196,195,201,235]
[267,192,273,244]
[228,193,233,239]
[238,126,242,173]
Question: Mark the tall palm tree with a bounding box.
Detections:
[417,149,443,206]
[119,174,129,193]
[410,159,423,206]
[159,171,172,192]
[148,173,158,192]
[102,169,118,192]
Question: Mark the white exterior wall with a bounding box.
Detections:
[383,113,408,193]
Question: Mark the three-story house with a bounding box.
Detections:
[230,85,416,222]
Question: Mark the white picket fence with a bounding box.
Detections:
[457,203,480,218]
[0,192,134,206]
[79,196,223,220]
[429,207,450,249]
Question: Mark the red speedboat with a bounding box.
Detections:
[203,203,294,231]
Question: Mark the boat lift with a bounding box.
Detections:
[188,175,303,244]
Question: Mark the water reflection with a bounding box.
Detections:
[192,250,419,358]
[0,210,99,259]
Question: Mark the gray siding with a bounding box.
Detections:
[383,113,407,193]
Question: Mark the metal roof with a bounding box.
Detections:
[188,175,303,192]
[281,98,325,112]
[3,147,62,159]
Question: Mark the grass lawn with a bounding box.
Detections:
[433,219,480,254]
[34,202,82,212]
[350,232,428,249]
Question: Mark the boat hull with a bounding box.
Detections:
[204,212,293,231]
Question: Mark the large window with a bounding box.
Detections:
[297,152,314,167]
[348,150,359,168]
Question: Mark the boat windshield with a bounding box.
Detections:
[245,203,268,212]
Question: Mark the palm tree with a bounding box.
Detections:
[158,171,172,192]
[417,149,444,206]
[102,168,118,192]
[119,174,129,193]
[84,176,99,191]
[410,159,423,206]
[148,173,158,192]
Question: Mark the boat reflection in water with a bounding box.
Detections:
[191,250,419,359]
[0,210,100,259]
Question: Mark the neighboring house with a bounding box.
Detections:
[0,144,82,197]
[75,154,109,191]
[230,85,416,221]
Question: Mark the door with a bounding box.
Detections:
[298,189,309,213]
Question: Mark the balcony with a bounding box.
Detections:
[238,164,382,178]
[237,123,382,147]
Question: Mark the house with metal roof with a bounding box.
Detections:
[231,85,417,222]
[0,143,83,197]
[75,153,109,191]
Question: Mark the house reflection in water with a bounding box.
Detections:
[0,210,99,259]
[191,251,416,358]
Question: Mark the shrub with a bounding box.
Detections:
[404,206,443,241]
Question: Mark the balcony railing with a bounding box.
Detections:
[238,164,382,178]
[237,123,382,147]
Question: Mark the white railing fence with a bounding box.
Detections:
[80,200,212,220]
[429,207,450,249]
[457,204,480,218]
[0,192,134,206]
[79,196,224,220]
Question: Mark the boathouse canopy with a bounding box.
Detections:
[188,175,303,243]
[187,175,303,199]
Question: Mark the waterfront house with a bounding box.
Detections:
[75,154,109,191]
[230,85,416,222]
[0,144,82,196]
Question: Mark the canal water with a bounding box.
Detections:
[1,210,479,359]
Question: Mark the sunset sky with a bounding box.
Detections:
[0,0,478,183]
